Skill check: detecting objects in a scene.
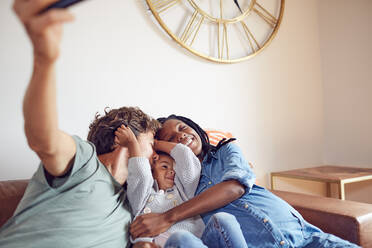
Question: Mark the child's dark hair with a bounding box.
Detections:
[157,115,236,162]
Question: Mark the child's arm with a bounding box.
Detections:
[126,157,155,216]
[170,144,201,199]
[115,125,153,216]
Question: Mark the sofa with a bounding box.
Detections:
[1,179,372,247]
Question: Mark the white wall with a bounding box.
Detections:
[0,0,324,190]
[319,0,372,203]
[274,0,372,204]
[320,0,372,166]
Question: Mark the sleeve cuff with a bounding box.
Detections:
[221,168,256,193]
[130,236,154,244]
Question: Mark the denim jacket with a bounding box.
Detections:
[195,143,322,248]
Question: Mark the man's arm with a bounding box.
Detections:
[130,180,244,238]
[14,0,76,176]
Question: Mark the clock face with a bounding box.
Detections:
[146,0,285,63]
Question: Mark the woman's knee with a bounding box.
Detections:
[166,231,196,244]
[211,212,238,227]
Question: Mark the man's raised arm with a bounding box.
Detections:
[14,0,76,176]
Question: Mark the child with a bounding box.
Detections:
[114,125,247,248]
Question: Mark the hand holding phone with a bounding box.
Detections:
[41,0,86,13]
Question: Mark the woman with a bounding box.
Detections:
[130,115,359,248]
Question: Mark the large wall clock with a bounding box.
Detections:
[146,0,285,63]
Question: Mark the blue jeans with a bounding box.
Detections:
[164,212,247,248]
[302,232,360,248]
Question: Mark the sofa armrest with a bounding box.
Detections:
[0,180,29,228]
[272,190,372,247]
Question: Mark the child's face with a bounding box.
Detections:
[151,154,175,190]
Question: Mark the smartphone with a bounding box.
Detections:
[41,0,86,13]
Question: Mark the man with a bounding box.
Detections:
[0,1,159,247]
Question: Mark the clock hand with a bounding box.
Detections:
[233,0,243,13]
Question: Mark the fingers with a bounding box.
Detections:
[116,124,135,136]
[130,218,146,238]
[13,0,61,24]
[115,125,127,137]
[115,125,136,147]
[28,9,74,34]
[130,226,146,239]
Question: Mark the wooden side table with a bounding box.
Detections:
[271,165,372,200]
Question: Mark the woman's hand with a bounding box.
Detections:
[13,0,75,64]
[130,213,174,239]
[131,180,244,239]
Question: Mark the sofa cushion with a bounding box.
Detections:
[0,180,29,227]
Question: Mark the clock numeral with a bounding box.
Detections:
[240,21,260,53]
[151,0,180,13]
[218,22,229,60]
[179,10,205,46]
[253,2,277,28]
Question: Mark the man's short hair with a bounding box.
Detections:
[87,107,161,155]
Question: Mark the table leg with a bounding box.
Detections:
[326,182,331,197]
[338,181,345,200]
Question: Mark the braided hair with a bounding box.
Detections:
[157,115,236,162]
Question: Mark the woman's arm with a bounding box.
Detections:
[154,140,177,154]
[130,180,244,239]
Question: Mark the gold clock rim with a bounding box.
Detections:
[146,0,285,63]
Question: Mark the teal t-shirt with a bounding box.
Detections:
[0,136,131,248]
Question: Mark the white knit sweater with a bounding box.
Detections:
[127,144,205,246]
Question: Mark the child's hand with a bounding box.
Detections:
[115,125,137,148]
[115,125,142,158]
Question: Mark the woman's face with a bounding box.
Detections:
[157,119,202,156]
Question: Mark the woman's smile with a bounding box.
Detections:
[181,135,193,146]
[158,119,203,156]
